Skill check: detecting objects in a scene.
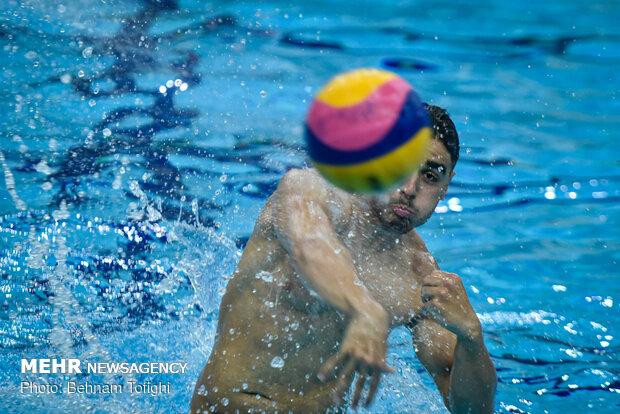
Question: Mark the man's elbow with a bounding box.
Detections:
[277,168,311,196]
[447,371,497,414]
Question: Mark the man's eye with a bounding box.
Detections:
[423,171,438,182]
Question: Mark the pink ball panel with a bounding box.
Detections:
[306,77,411,152]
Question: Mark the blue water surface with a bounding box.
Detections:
[0,0,619,413]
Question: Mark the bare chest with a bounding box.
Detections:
[348,245,434,326]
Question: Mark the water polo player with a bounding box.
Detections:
[190,72,497,413]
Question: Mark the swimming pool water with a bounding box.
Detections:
[1,0,619,412]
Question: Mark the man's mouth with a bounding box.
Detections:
[393,206,412,217]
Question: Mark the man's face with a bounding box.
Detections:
[369,139,455,233]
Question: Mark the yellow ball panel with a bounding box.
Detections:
[315,68,398,108]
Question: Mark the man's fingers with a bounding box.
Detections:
[351,366,368,407]
[422,296,442,311]
[364,371,381,407]
[340,358,356,382]
[421,285,442,302]
[422,300,447,327]
[422,272,444,286]
[332,358,356,404]
[317,352,346,382]
[422,279,442,287]
[380,361,396,374]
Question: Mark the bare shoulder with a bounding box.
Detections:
[252,169,326,223]
[273,168,353,221]
[276,168,331,201]
[402,229,439,273]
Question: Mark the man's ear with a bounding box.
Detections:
[440,171,456,201]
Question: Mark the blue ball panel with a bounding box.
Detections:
[306,90,430,165]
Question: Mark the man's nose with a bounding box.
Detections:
[399,174,419,199]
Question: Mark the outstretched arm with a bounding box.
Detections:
[411,270,496,414]
[273,169,394,406]
[274,169,380,316]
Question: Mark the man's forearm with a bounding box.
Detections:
[293,237,382,316]
[449,332,497,414]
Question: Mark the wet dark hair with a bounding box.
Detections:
[424,103,459,170]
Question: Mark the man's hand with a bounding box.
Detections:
[317,304,395,408]
[421,270,482,342]
[419,270,497,413]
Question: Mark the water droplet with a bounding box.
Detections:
[260,90,267,98]
[270,356,285,369]
[257,271,273,282]
[221,397,229,406]
[82,46,93,58]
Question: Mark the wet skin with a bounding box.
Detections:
[191,140,496,413]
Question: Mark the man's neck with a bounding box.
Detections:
[350,195,406,252]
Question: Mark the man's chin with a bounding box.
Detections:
[394,220,415,234]
[383,210,415,233]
